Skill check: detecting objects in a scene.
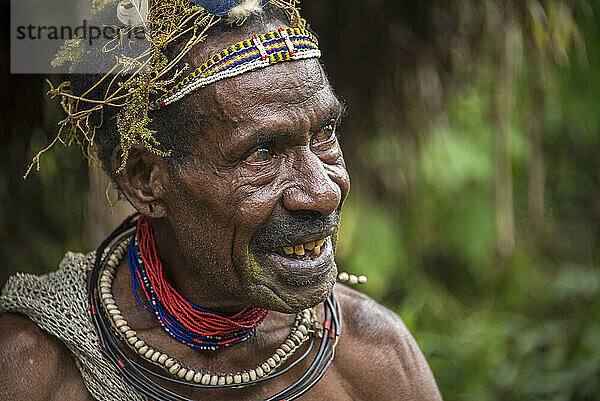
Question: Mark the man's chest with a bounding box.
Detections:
[63,363,357,401]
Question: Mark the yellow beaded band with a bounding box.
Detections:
[152,27,320,108]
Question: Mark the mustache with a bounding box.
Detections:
[250,211,340,251]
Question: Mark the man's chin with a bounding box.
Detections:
[246,270,337,313]
[245,240,338,313]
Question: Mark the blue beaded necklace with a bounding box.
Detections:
[128,232,267,351]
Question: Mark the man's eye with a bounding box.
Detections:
[246,148,273,163]
[312,123,336,146]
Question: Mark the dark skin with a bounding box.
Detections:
[0,18,442,401]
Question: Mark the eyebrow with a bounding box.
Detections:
[251,100,345,144]
[315,100,345,132]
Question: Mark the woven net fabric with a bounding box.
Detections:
[0,251,147,401]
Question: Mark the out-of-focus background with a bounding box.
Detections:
[1,1,599,400]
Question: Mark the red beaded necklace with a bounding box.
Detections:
[136,215,269,340]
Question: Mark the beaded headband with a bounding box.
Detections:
[153,27,320,108]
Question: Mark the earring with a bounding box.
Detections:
[149,203,154,213]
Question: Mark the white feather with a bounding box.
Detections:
[226,0,263,24]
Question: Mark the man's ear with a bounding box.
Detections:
[112,144,169,218]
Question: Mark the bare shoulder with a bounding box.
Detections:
[0,313,92,401]
[332,284,443,400]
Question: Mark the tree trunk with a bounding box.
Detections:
[493,4,519,263]
[527,34,546,235]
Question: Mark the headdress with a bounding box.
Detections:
[25,0,320,178]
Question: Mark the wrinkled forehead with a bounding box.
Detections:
[212,58,329,121]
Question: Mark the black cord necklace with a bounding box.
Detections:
[89,216,342,401]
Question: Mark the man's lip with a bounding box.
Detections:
[288,228,336,247]
[261,228,336,251]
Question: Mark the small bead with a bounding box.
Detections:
[144,348,154,359]
[298,325,308,335]
[249,369,257,380]
[185,369,195,381]
[217,376,225,385]
[338,272,349,282]
[125,330,136,339]
[108,309,120,316]
[281,344,291,353]
[201,374,211,385]
[193,372,203,383]
[290,334,301,344]
[276,348,286,357]
[225,375,233,385]
[295,330,305,340]
[164,358,175,368]
[256,366,264,377]
[234,374,242,384]
[104,298,115,305]
[158,354,168,364]
[358,275,368,284]
[169,363,180,375]
[119,325,130,333]
[348,274,359,285]
[134,340,144,349]
[105,304,117,310]
[261,363,271,373]
[128,336,138,345]
[177,368,187,379]
[210,375,219,386]
[242,372,250,382]
[285,339,295,348]
[151,351,160,362]
[272,353,281,363]
[138,345,148,355]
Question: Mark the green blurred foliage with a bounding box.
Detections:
[332,1,600,400]
[1,0,600,400]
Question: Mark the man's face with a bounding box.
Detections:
[160,39,350,313]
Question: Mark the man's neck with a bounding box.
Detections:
[150,217,249,314]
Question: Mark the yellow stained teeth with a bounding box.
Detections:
[284,237,328,257]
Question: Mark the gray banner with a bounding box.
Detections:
[11,0,148,74]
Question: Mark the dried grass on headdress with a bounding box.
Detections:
[24,0,305,179]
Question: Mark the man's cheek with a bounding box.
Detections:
[235,185,284,224]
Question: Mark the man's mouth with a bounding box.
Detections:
[280,237,327,260]
[249,234,335,287]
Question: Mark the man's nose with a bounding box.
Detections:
[282,151,342,216]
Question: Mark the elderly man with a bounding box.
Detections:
[0,1,442,400]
